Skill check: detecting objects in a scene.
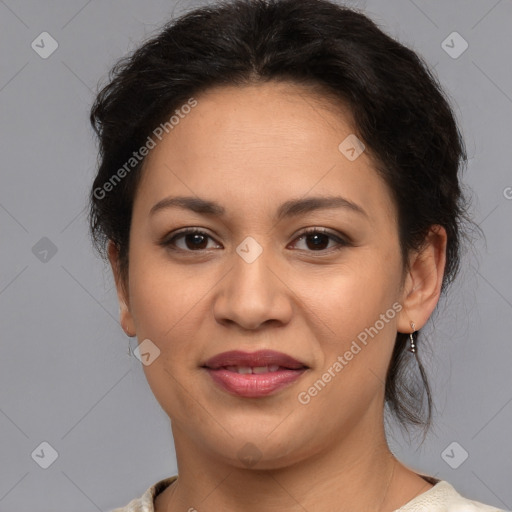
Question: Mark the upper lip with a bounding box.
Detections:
[202,350,308,370]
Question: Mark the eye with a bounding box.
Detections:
[161,228,221,252]
[290,227,349,253]
[159,227,350,253]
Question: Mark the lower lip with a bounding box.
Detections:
[205,368,307,397]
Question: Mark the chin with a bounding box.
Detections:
[195,424,317,471]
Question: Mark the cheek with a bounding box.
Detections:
[128,244,200,331]
[126,249,212,393]
[313,254,402,335]
[128,255,206,421]
[304,253,403,410]
[297,279,401,434]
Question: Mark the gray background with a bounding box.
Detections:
[1,0,511,510]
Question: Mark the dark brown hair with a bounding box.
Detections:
[88,0,471,432]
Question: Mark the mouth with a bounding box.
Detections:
[202,350,309,398]
[222,364,291,374]
[203,349,308,370]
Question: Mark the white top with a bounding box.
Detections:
[110,475,509,512]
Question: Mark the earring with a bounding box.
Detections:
[120,318,132,355]
[408,322,417,354]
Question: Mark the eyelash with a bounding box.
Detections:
[159,227,350,255]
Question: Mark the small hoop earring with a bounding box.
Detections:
[408,321,417,354]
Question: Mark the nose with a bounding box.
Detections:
[212,238,294,331]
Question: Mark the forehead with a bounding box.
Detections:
[150,81,357,162]
[134,81,396,225]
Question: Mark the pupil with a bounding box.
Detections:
[307,233,328,250]
[187,234,207,249]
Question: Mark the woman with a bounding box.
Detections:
[88,0,506,510]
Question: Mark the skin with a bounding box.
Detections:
[108,81,447,511]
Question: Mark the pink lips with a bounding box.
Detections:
[202,350,308,398]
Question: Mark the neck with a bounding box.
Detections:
[156,408,430,512]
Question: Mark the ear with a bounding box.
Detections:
[397,225,447,333]
[107,240,136,337]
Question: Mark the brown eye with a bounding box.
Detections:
[161,229,220,251]
[160,227,349,254]
[291,228,349,253]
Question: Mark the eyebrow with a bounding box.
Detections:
[149,195,368,220]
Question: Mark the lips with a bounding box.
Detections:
[202,350,308,398]
[203,349,307,370]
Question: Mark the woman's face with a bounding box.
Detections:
[113,81,412,468]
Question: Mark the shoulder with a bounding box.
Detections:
[109,476,178,512]
[397,480,509,512]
